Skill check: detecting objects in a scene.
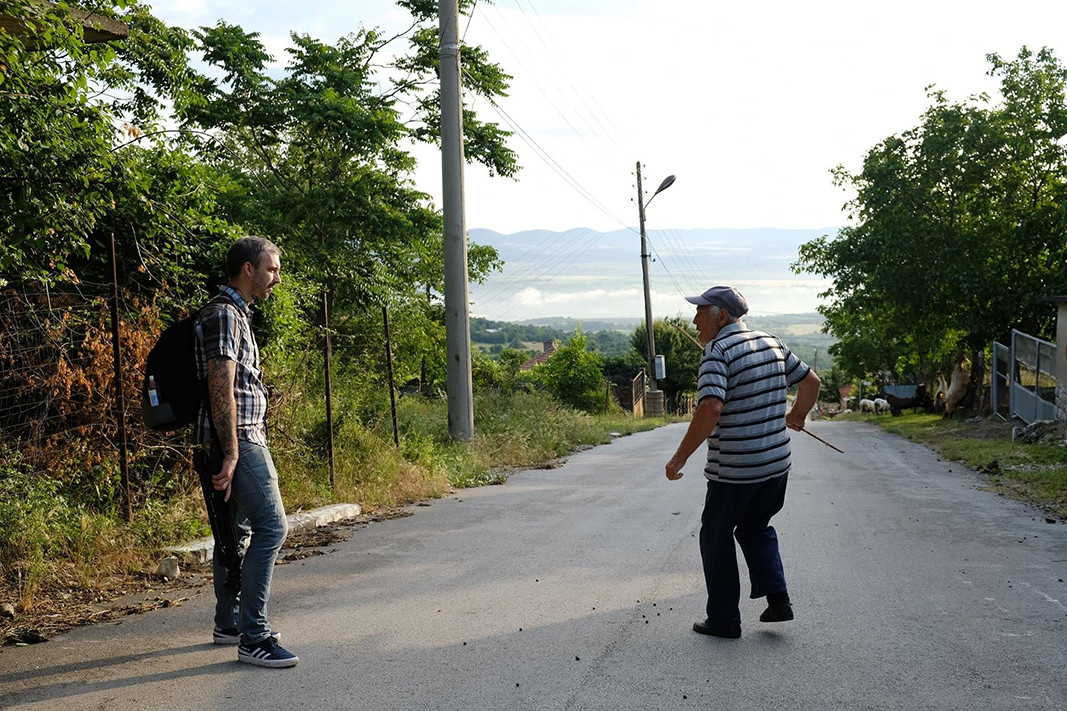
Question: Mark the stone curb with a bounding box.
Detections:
[165,503,363,565]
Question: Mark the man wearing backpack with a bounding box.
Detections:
[194,236,298,668]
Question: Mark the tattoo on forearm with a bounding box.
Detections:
[207,358,239,455]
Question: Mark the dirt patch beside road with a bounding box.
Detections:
[872,413,1067,519]
[1,507,413,646]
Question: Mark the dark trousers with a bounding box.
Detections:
[699,473,788,623]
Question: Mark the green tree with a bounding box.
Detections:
[531,330,605,413]
[393,0,520,179]
[630,318,703,409]
[817,364,851,404]
[178,14,518,430]
[602,351,644,388]
[497,348,529,383]
[0,0,218,288]
[795,47,1067,383]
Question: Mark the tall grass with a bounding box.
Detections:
[273,387,668,505]
[0,447,208,610]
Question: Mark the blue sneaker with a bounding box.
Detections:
[212,625,280,645]
[237,635,299,668]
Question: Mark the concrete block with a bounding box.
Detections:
[166,503,363,564]
[155,556,180,579]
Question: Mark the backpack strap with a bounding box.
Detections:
[198,292,245,455]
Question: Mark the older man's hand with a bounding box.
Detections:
[785,409,806,432]
[665,456,685,481]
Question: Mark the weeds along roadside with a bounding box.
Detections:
[272,387,670,507]
[833,411,1067,518]
[0,387,674,615]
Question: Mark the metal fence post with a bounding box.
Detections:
[108,233,132,521]
[383,306,400,449]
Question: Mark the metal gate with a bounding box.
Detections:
[1007,330,1057,423]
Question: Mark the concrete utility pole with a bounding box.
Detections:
[636,164,675,417]
[636,162,658,393]
[440,0,474,440]
[635,164,675,399]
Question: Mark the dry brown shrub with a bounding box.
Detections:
[0,287,197,503]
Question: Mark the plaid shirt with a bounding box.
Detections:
[194,286,269,447]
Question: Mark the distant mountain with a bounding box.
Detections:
[467,227,839,321]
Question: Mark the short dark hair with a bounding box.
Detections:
[227,236,281,278]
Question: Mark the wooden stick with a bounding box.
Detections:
[670,322,704,350]
[801,427,845,454]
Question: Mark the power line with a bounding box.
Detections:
[462,0,480,40]
[508,0,623,145]
[653,227,708,292]
[477,2,619,152]
[466,70,631,229]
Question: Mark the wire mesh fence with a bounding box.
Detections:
[0,275,195,519]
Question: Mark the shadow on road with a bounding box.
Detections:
[0,643,240,705]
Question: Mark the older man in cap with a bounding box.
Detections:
[665,286,820,638]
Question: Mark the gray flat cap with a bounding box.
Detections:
[684,286,749,316]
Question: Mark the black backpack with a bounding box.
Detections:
[142,310,204,431]
[142,293,234,431]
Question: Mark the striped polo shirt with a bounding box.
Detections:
[194,286,269,448]
[697,322,811,484]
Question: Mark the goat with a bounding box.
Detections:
[943,354,970,418]
[934,371,948,412]
[859,398,876,414]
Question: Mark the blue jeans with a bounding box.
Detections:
[213,441,288,644]
[699,473,788,624]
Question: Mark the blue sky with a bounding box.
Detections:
[148,1,1067,318]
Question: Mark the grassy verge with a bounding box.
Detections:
[834,411,1067,518]
[275,389,674,505]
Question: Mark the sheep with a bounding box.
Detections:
[859,398,876,414]
[873,397,891,414]
[943,354,971,418]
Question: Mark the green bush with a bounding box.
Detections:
[529,330,607,413]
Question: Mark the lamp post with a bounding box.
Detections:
[636,162,675,393]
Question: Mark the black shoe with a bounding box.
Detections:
[759,602,794,622]
[692,618,741,638]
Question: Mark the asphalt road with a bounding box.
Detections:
[1,420,1065,710]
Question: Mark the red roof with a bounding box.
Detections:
[520,343,556,371]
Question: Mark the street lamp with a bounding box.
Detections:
[636,162,675,395]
